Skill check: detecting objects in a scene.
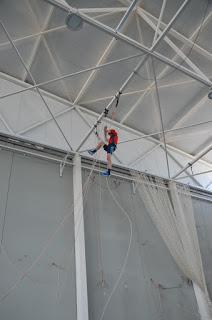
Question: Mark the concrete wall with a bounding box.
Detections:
[0,148,211,320]
[193,199,212,298]
[83,170,203,320]
[0,149,76,320]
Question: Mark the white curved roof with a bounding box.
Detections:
[0,0,212,189]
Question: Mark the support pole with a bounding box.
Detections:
[152,0,167,44]
[73,154,89,320]
[115,0,138,32]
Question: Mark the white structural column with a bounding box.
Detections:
[73,154,89,320]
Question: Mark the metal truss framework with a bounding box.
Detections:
[55,0,211,173]
[0,0,211,188]
[1,71,212,189]
[73,0,200,154]
[120,10,212,124]
[0,21,74,151]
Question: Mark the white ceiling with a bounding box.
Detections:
[0,0,212,190]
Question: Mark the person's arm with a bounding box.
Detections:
[104,126,109,143]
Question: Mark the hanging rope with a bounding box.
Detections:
[98,178,133,320]
[96,160,107,289]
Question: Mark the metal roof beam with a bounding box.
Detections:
[172,144,212,179]
[73,39,118,104]
[168,91,208,130]
[127,17,163,168]
[165,147,203,187]
[206,180,212,190]
[26,2,72,100]
[139,10,209,81]
[18,106,75,135]
[71,0,195,151]
[22,3,54,81]
[142,8,212,61]
[0,52,143,100]
[82,78,202,105]
[151,57,171,178]
[119,0,212,63]
[175,170,212,181]
[48,0,212,88]
[0,21,74,151]
[193,137,212,156]
[0,25,66,48]
[129,144,161,166]
[42,40,73,101]
[0,114,15,135]
[120,10,211,124]
[76,104,212,171]
[74,3,133,104]
[80,7,128,14]
[152,0,167,45]
[1,69,212,171]
[115,0,139,31]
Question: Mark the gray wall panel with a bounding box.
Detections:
[0,149,76,320]
[83,170,200,320]
[193,199,212,298]
[1,148,210,320]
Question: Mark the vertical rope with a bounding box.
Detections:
[98,178,133,320]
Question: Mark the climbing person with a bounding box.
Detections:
[88,126,118,176]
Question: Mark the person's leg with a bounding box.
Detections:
[96,141,104,150]
[101,145,114,176]
[88,141,104,155]
[107,153,112,171]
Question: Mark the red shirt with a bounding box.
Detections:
[109,134,118,145]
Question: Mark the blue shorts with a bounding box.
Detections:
[103,143,117,154]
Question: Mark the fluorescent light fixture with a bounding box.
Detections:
[66,13,83,31]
